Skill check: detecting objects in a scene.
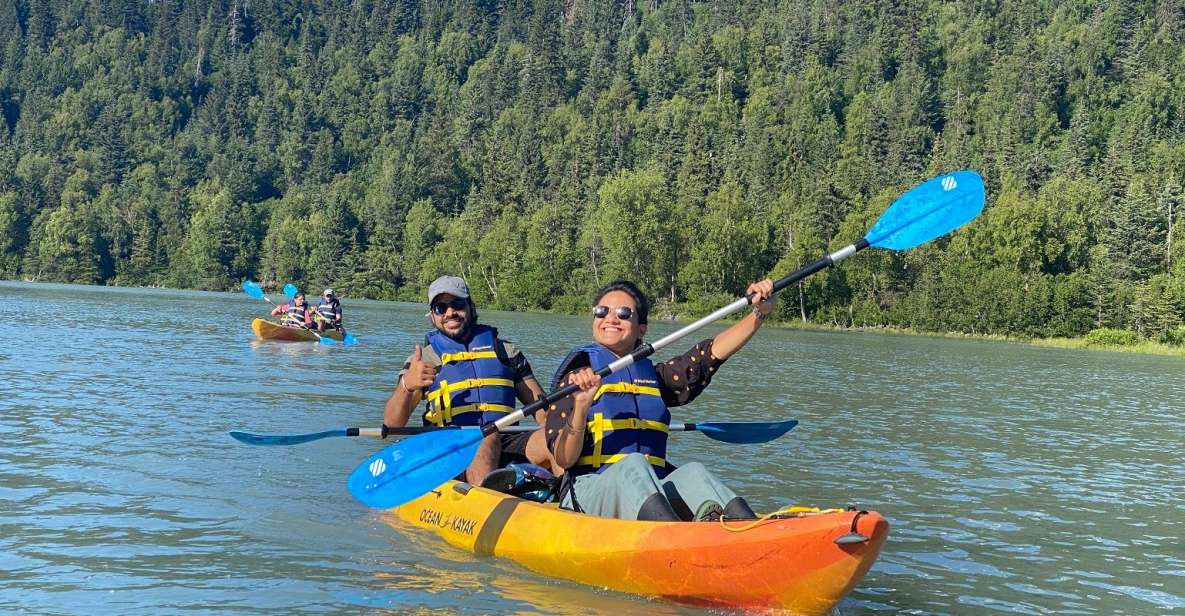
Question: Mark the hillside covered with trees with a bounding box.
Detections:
[2,0,1184,341]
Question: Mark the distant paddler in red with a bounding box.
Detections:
[271,290,313,329]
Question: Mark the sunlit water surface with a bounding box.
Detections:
[2,282,1182,614]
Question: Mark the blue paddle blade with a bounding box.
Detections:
[242,280,264,299]
[283,283,298,300]
[347,429,484,509]
[866,170,985,250]
[230,429,347,446]
[318,336,337,345]
[343,333,359,345]
[695,419,798,444]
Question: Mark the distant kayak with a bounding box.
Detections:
[387,480,888,613]
[251,318,344,342]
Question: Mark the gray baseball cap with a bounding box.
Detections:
[427,276,470,304]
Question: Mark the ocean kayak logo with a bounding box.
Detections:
[420,508,478,535]
[369,458,387,476]
[941,176,957,191]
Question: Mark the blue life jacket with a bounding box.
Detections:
[314,299,340,325]
[423,325,517,427]
[553,344,671,478]
[281,303,309,327]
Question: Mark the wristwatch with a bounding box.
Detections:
[752,307,769,321]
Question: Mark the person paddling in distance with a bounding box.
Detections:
[313,288,344,332]
[271,290,314,329]
[546,279,776,521]
[384,276,550,485]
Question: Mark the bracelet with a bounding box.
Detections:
[397,377,412,393]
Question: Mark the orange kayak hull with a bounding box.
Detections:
[388,481,888,613]
[250,318,343,342]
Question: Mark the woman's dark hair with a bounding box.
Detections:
[592,280,650,325]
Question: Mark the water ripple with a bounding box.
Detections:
[3,282,1184,615]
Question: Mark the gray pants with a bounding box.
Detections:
[562,452,739,521]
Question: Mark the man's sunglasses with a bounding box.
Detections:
[592,305,634,320]
[431,298,469,315]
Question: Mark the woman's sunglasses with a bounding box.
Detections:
[431,298,469,315]
[592,305,634,320]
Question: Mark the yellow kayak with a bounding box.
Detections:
[250,318,343,342]
[386,481,888,613]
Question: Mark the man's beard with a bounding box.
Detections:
[437,316,471,339]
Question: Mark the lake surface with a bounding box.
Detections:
[2,281,1183,615]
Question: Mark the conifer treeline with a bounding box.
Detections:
[2,0,1183,340]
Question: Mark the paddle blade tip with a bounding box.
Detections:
[347,430,483,509]
[697,419,799,444]
[867,170,986,250]
[229,431,262,445]
[241,281,264,299]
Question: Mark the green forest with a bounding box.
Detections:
[2,0,1184,342]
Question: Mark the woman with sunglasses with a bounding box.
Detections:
[545,279,776,521]
[384,276,548,485]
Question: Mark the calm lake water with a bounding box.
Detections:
[2,281,1183,615]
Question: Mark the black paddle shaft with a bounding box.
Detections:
[771,238,870,295]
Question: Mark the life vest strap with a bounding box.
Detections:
[439,350,498,364]
[576,452,667,469]
[593,382,661,401]
[586,417,669,433]
[585,411,669,469]
[426,378,515,404]
[425,402,515,426]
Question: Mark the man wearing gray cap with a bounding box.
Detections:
[312,288,344,332]
[383,276,549,484]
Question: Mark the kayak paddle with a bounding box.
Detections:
[324,323,358,346]
[242,280,338,345]
[230,419,799,447]
[685,419,799,444]
[348,171,986,509]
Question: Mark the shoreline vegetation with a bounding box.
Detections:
[826,324,1185,357]
[674,307,1185,357]
[11,276,1182,356]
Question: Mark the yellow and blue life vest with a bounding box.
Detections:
[423,325,517,427]
[554,344,671,478]
[314,299,340,325]
[281,303,309,327]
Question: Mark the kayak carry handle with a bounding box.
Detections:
[834,510,872,545]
